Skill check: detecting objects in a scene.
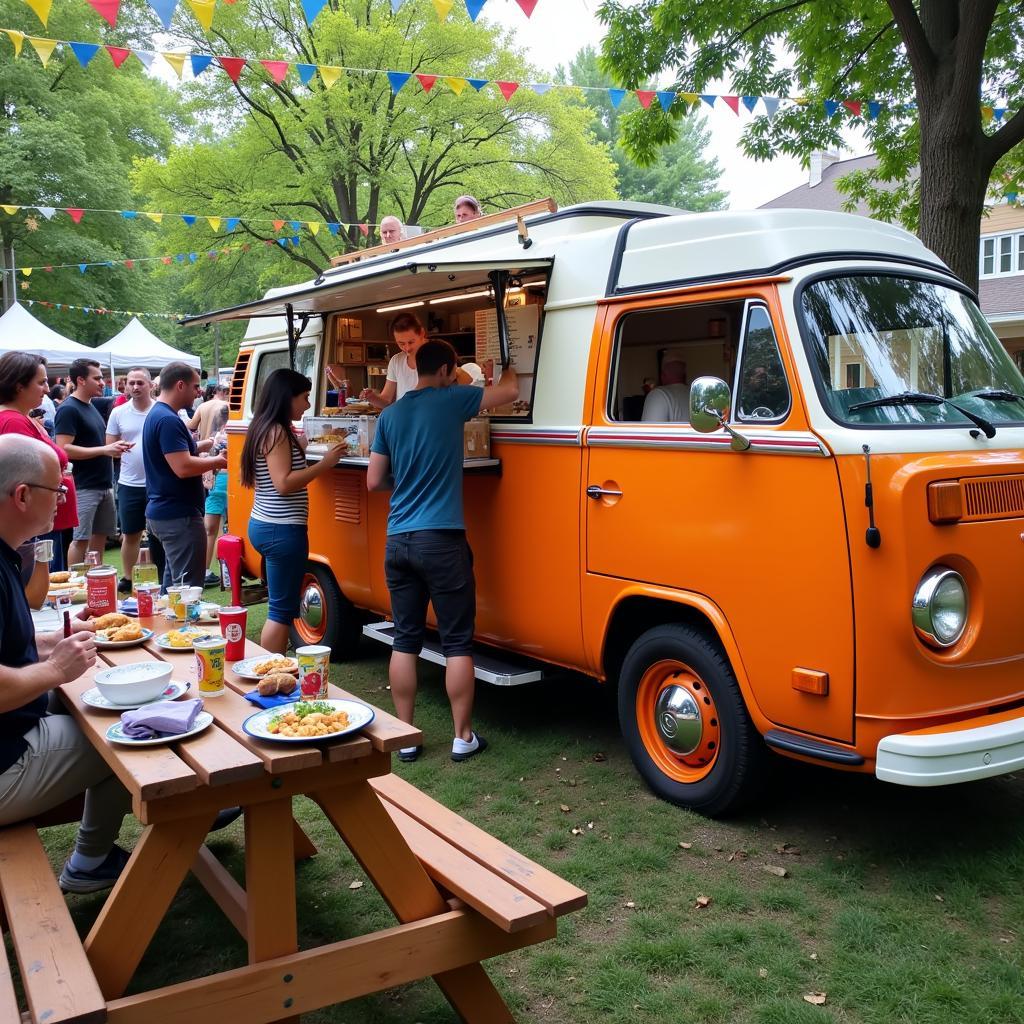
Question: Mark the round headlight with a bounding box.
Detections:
[912,567,968,648]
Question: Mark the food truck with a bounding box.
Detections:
[185,199,1024,814]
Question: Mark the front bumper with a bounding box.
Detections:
[876,707,1024,787]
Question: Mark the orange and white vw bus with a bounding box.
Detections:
[187,201,1024,814]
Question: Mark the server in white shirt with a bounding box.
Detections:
[642,358,691,423]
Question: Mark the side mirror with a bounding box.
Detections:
[689,375,752,452]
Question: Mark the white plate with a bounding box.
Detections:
[106,710,214,747]
[82,679,190,711]
[154,628,216,652]
[232,656,299,681]
[242,699,375,743]
[95,627,154,649]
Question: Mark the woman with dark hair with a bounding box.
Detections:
[0,353,78,571]
[240,369,346,653]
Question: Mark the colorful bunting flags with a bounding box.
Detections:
[69,41,100,67]
[106,45,130,68]
[28,35,57,66]
[496,81,519,100]
[149,0,179,30]
[85,0,120,27]
[185,0,215,32]
[721,95,740,115]
[318,65,342,89]
[417,74,437,93]
[431,0,453,20]
[608,89,626,109]
[464,0,486,20]
[162,51,187,79]
[5,29,24,56]
[656,90,674,112]
[218,56,246,82]
[191,53,212,76]
[26,298,184,321]
[261,60,289,84]
[515,0,539,15]
[635,90,655,110]
[301,0,328,24]
[445,76,466,96]
[387,71,411,94]
[296,63,316,86]
[23,0,52,28]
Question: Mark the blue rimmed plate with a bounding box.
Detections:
[105,711,214,747]
[241,699,374,744]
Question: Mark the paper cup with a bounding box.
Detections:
[296,645,330,700]
[194,635,227,697]
[219,606,247,661]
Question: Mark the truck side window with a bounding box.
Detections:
[735,305,791,422]
[250,345,317,413]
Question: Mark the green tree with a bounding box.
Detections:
[0,0,183,343]
[598,0,1024,291]
[560,46,726,211]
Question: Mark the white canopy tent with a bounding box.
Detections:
[0,302,108,371]
[95,317,201,372]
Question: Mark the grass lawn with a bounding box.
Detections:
[32,553,1024,1022]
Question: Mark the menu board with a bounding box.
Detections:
[474,304,540,373]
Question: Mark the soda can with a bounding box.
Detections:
[136,582,160,617]
[219,606,247,662]
[296,645,330,700]
[194,635,227,697]
[86,566,117,616]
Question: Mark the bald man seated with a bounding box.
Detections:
[642,358,691,422]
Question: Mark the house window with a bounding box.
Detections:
[980,231,1024,278]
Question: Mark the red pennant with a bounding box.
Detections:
[218,56,247,83]
[272,219,285,231]
[635,90,655,109]
[66,208,84,223]
[359,223,369,237]
[497,81,520,100]
[843,100,862,117]
[722,95,740,114]
[260,60,289,84]
[416,74,437,93]
[106,46,131,68]
[264,239,273,246]
[44,266,52,272]
[515,0,539,14]
[86,0,120,26]
[124,259,133,268]
[161,256,172,265]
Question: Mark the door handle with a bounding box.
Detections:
[587,485,624,499]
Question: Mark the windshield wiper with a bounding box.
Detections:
[849,390,996,438]
[973,389,1024,402]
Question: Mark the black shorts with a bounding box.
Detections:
[384,530,475,658]
[117,484,148,536]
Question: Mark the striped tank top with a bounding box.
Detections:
[251,435,308,525]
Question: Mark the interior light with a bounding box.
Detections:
[523,281,546,289]
[375,300,426,313]
[428,290,491,305]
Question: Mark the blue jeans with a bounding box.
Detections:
[248,519,308,626]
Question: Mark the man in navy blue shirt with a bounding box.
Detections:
[0,434,133,893]
[143,363,227,589]
[368,340,518,762]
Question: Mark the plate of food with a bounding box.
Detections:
[82,679,190,711]
[232,655,299,681]
[105,711,214,747]
[154,627,216,651]
[242,699,374,743]
[95,624,154,648]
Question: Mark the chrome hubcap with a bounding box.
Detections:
[299,583,323,630]
[655,684,702,756]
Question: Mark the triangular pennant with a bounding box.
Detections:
[79,264,87,273]
[741,95,758,113]
[307,221,320,235]
[358,223,369,237]
[466,78,488,91]
[465,0,486,20]
[66,208,84,223]
[145,211,164,223]
[85,0,120,27]
[981,105,994,122]
[124,259,133,268]
[318,65,342,89]
[515,0,539,14]
[24,0,52,28]
[207,216,221,231]
[301,0,328,23]
[721,95,740,114]
[188,252,198,262]
[296,63,316,86]
[681,92,698,105]
[387,71,411,94]
[225,217,239,231]
[277,238,288,248]
[291,235,300,246]
[762,96,780,120]
[272,219,285,231]
[120,209,137,218]
[867,100,881,120]
[531,82,553,95]
[843,100,862,117]
[445,76,467,95]
[36,206,55,219]
[289,220,301,231]
[656,90,675,112]
[5,30,25,57]
[824,99,841,118]
[175,253,185,261]
[261,60,289,84]
[608,88,626,109]
[326,222,340,235]
[390,0,405,10]
[186,0,215,31]
[635,90,655,109]
[191,53,213,76]
[134,50,156,69]
[416,74,437,93]
[22,267,31,277]
[162,51,187,79]
[181,214,197,226]
[28,36,57,66]
[218,56,247,82]
[700,94,716,108]
[105,45,131,67]
[161,256,172,264]
[431,0,453,19]
[69,42,100,67]
[0,205,18,215]
[496,81,519,101]
[148,0,179,30]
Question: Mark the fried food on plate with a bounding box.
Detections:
[110,622,144,642]
[253,656,299,676]
[164,629,210,648]
[257,672,298,697]
[92,612,133,630]
[49,571,72,584]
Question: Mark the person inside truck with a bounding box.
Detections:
[380,216,405,245]
[641,357,690,422]
[453,195,482,224]
[366,340,518,764]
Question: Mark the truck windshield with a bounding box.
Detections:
[799,274,1024,428]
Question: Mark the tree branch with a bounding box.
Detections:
[885,0,936,80]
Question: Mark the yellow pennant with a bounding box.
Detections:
[445,76,467,96]
[145,212,164,224]
[431,0,453,20]
[22,267,32,277]
[681,92,698,105]
[23,0,53,28]
[981,105,994,121]
[0,205,18,215]
[207,216,221,231]
[319,65,342,90]
[186,0,215,32]
[28,36,57,67]
[5,30,25,57]
[306,221,320,235]
[162,52,187,79]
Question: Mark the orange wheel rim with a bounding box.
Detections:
[635,659,721,783]
[294,573,326,644]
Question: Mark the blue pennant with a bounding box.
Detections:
[466,78,488,91]
[289,220,302,231]
[301,0,328,24]
[741,95,758,113]
[291,235,300,246]
[656,90,675,112]
[327,222,340,235]
[465,0,487,20]
[277,238,288,248]
[175,253,185,262]
[867,101,881,120]
[1006,191,1019,203]
[188,252,198,263]
[608,89,626,109]
[225,217,239,231]
[391,0,406,11]
[181,214,197,226]
[531,82,553,95]
[191,54,213,77]
[296,63,316,86]
[120,210,138,219]
[824,100,841,118]
[69,42,100,67]
[700,94,716,108]
[148,0,179,30]
[387,71,412,94]
[78,264,87,274]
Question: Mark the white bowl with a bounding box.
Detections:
[93,662,173,706]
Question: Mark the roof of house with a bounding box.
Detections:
[979,276,1024,317]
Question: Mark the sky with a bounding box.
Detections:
[483,0,860,210]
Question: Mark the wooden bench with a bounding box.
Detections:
[369,774,587,932]
[0,825,106,1024]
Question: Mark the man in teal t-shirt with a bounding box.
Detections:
[368,340,518,763]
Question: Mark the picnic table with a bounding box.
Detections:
[0,616,586,1024]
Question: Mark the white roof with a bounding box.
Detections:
[0,302,101,367]
[95,317,201,371]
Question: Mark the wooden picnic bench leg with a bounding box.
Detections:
[313,781,516,1024]
[292,818,317,862]
[84,811,216,999]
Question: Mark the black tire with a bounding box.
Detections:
[289,561,364,660]
[616,623,766,816]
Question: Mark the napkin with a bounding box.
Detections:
[243,690,301,711]
[120,698,204,739]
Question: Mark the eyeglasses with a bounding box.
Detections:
[17,482,68,503]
